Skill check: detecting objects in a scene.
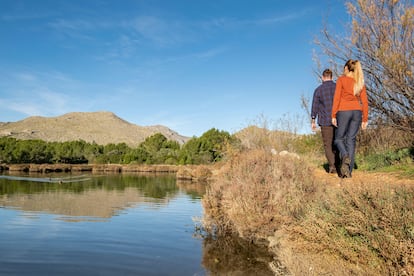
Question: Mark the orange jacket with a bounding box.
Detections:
[332,75,368,122]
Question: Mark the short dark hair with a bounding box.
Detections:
[322,69,332,78]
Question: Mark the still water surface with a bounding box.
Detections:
[0,172,273,276]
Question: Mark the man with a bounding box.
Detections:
[311,69,338,174]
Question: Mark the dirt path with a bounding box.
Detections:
[312,167,414,186]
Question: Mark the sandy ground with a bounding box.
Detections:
[312,167,414,186]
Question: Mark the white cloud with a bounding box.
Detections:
[8,102,44,117]
[193,46,228,59]
[48,18,97,41]
[0,69,91,118]
[14,72,38,82]
[128,15,196,47]
[2,90,71,118]
[1,12,57,22]
[201,9,310,30]
[254,10,310,26]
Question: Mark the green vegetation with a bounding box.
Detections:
[355,126,414,176]
[179,128,240,164]
[0,128,239,165]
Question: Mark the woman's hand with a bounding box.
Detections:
[332,118,337,127]
[361,121,368,130]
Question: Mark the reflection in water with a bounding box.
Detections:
[0,172,274,275]
[176,179,206,197]
[0,174,92,183]
[1,187,153,219]
[202,235,274,275]
[0,173,180,220]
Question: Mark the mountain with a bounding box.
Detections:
[0,111,190,146]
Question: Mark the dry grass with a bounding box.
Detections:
[234,126,298,153]
[278,178,414,275]
[202,146,414,275]
[202,149,317,242]
[176,165,213,181]
[357,125,413,155]
[202,117,414,274]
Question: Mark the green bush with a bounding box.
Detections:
[179,128,240,164]
[357,147,413,171]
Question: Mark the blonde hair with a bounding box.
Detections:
[345,59,364,96]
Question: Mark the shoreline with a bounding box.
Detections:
[0,163,179,173]
[0,163,214,182]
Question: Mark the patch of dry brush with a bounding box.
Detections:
[287,181,414,275]
[202,148,414,275]
[202,149,317,242]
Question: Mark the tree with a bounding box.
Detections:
[0,137,14,163]
[123,147,149,164]
[140,133,168,154]
[134,133,181,164]
[102,143,130,164]
[179,128,238,164]
[28,140,53,164]
[315,0,414,133]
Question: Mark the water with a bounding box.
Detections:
[0,172,273,275]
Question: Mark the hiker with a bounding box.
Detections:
[311,69,338,174]
[332,59,369,178]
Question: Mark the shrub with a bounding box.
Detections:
[292,181,414,275]
[357,125,413,156]
[202,149,317,242]
[179,128,240,164]
[357,147,413,171]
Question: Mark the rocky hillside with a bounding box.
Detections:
[0,111,189,146]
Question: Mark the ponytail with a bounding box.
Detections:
[353,60,364,96]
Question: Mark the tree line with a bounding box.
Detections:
[0,128,240,165]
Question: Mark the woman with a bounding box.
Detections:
[332,59,369,178]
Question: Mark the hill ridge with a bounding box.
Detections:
[0,111,189,146]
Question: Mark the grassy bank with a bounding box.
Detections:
[287,179,413,275]
[202,125,414,275]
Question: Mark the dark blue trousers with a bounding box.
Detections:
[334,110,362,174]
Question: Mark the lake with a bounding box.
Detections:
[0,172,273,275]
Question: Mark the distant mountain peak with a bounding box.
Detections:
[0,111,189,146]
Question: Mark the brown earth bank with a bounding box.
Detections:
[0,163,215,182]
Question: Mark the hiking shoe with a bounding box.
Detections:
[341,156,351,178]
[328,167,337,174]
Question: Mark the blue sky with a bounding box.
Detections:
[0,0,347,137]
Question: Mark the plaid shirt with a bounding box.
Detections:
[311,80,336,126]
